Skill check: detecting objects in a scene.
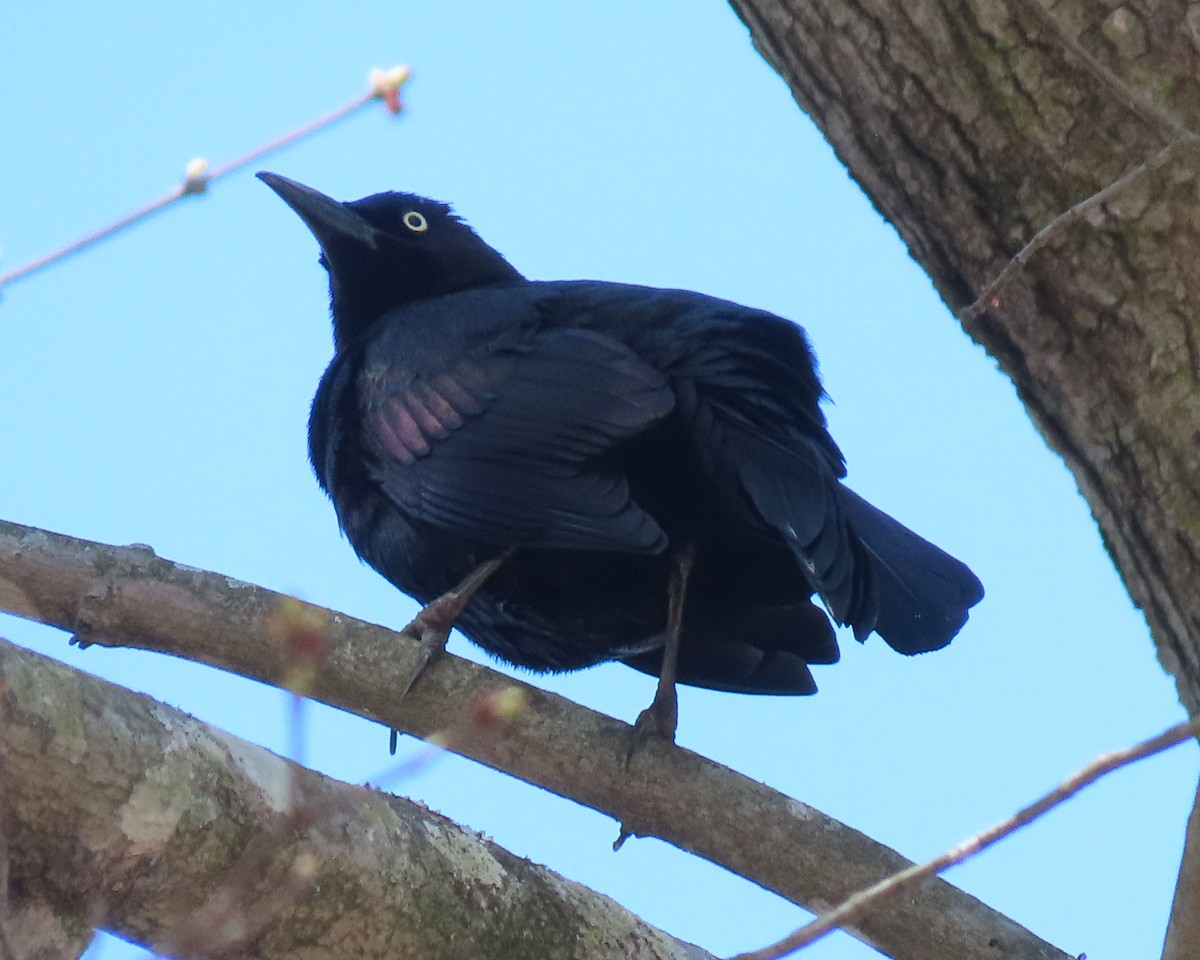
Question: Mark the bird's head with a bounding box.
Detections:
[258,172,523,347]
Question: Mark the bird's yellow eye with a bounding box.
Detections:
[402,211,429,232]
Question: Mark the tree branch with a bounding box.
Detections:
[0,637,711,960]
[1163,776,1200,960]
[737,719,1199,959]
[0,518,1070,960]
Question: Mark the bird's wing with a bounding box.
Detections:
[360,326,674,552]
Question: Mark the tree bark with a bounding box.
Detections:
[1164,779,1200,960]
[726,0,1200,715]
[0,638,714,960]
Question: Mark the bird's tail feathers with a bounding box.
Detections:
[837,486,983,654]
[721,427,982,654]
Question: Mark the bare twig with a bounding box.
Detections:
[0,66,411,293]
[960,0,1200,324]
[958,134,1199,323]
[732,719,1200,960]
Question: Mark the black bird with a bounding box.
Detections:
[259,172,983,755]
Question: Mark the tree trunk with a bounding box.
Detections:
[727,0,1200,714]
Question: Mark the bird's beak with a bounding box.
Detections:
[257,171,379,250]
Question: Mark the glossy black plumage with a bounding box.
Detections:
[261,172,983,698]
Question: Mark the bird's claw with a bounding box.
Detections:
[624,696,678,769]
[397,554,510,698]
[399,608,453,697]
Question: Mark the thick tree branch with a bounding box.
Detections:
[1163,777,1200,960]
[0,518,1070,960]
[0,638,712,960]
[0,893,89,960]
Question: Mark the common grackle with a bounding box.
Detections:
[259,172,984,755]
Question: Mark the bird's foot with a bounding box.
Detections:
[625,546,690,769]
[398,597,459,697]
[625,687,678,769]
[398,553,509,698]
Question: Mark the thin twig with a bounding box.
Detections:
[731,718,1200,960]
[0,65,411,293]
[962,0,1200,324]
[958,134,1198,322]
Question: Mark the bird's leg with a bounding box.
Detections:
[626,545,696,768]
[399,551,510,697]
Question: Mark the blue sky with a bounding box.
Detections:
[2,2,1196,957]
